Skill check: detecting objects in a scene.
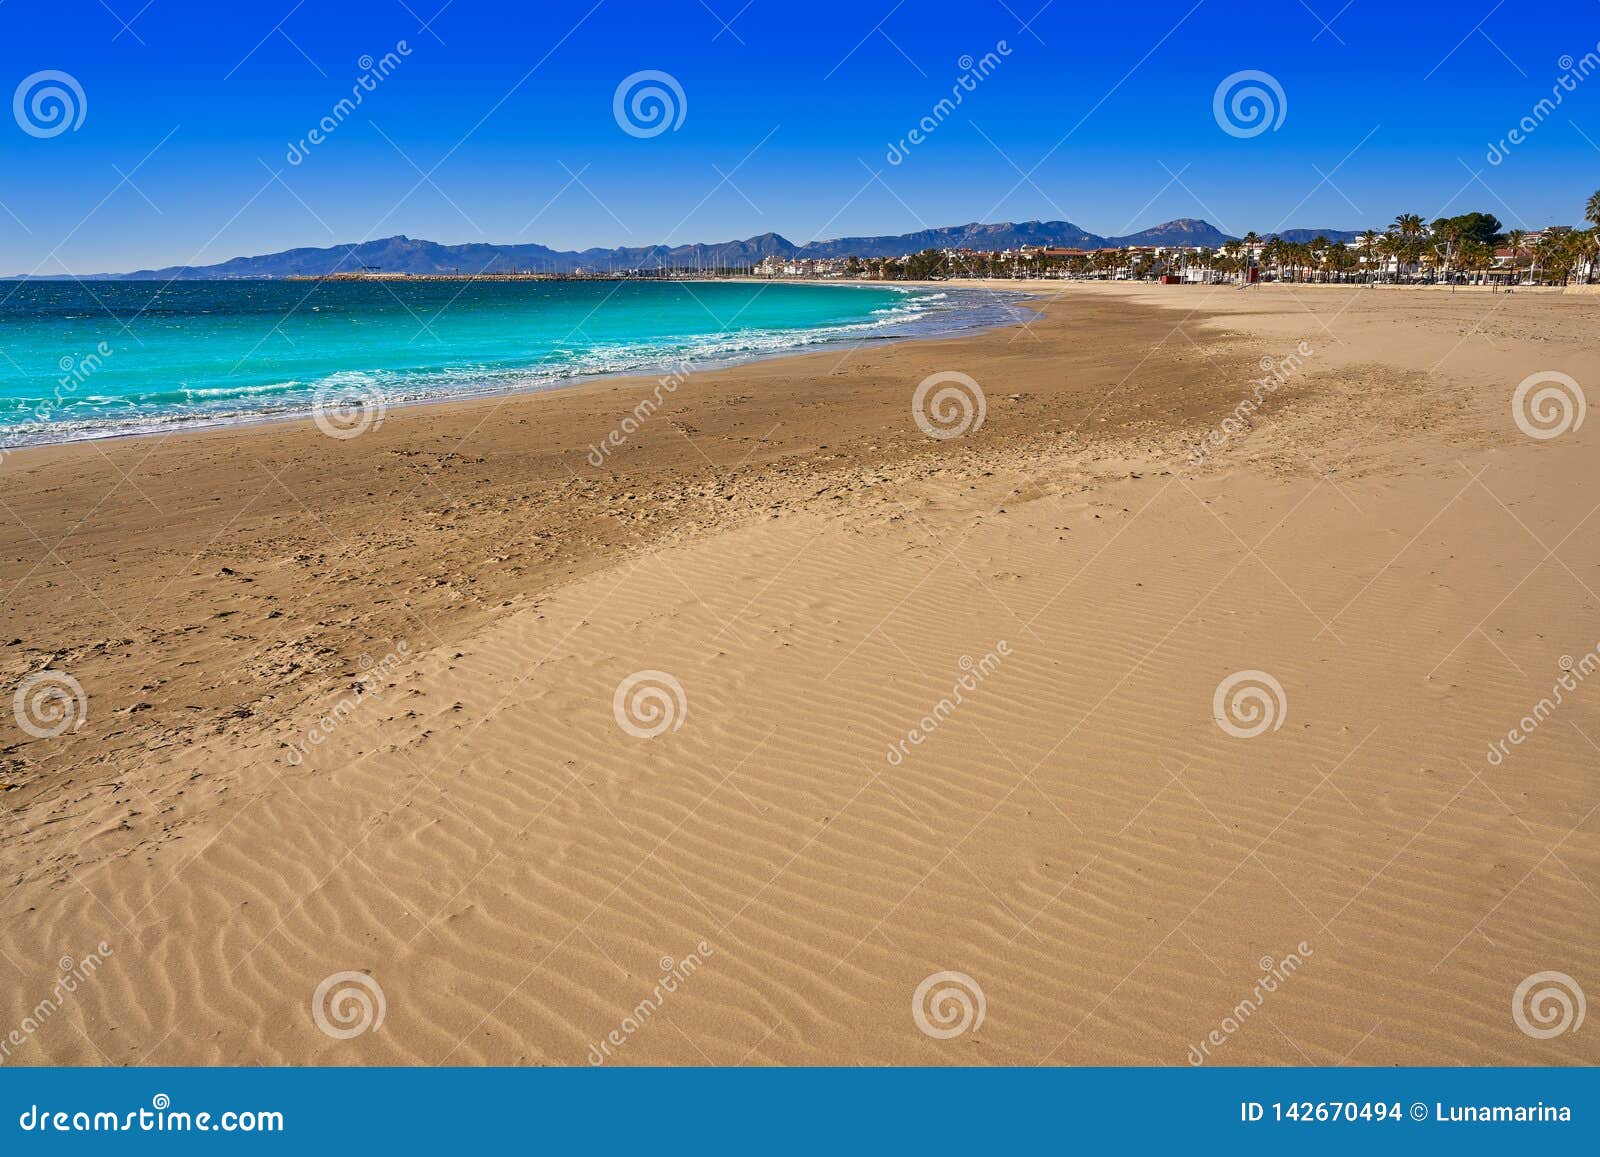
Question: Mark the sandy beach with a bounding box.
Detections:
[2,281,1596,1066]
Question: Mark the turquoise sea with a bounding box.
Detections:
[0,279,1026,447]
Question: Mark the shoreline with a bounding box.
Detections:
[0,282,1040,455]
[9,275,1593,458]
[0,281,1198,781]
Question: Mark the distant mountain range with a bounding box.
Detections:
[1265,228,1364,244]
[29,219,1364,279]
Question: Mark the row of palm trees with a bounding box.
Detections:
[1214,193,1599,286]
[1161,203,1598,286]
[859,189,1600,285]
[1340,200,1600,285]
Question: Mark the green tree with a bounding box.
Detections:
[1441,212,1503,246]
[1358,230,1381,282]
[904,248,949,280]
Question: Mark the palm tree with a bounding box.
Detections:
[1560,228,1585,284]
[1242,231,1260,285]
[1258,237,1279,281]
[1586,188,1600,229]
[1503,229,1526,285]
[1386,215,1426,283]
[1308,235,1330,282]
[1533,235,1554,285]
[1221,239,1243,283]
[1458,239,1491,284]
[1285,240,1301,283]
[1378,232,1406,281]
[1275,240,1295,282]
[1327,242,1357,282]
[1534,229,1577,285]
[1357,230,1381,282]
[1430,217,1461,282]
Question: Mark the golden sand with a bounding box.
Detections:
[2,283,1596,1065]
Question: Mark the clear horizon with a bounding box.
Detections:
[2,0,1598,275]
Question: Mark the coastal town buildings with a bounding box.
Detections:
[746,218,1596,287]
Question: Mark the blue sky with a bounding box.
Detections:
[2,0,1598,273]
